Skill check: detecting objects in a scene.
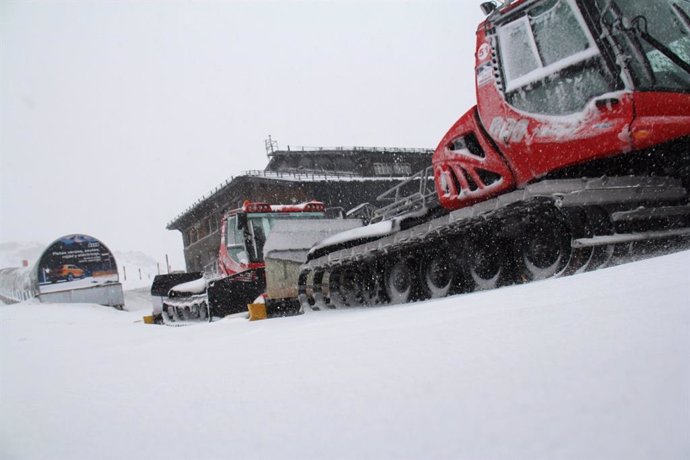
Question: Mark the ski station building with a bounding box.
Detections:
[167,140,433,272]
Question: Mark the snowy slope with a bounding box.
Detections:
[0,241,44,269]
[1,251,689,460]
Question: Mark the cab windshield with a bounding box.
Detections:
[596,0,690,91]
[495,0,617,115]
[226,212,324,264]
[246,212,324,263]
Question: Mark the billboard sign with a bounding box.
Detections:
[37,234,119,294]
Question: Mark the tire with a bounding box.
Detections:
[328,269,346,308]
[384,259,413,304]
[340,268,363,307]
[311,270,326,310]
[422,252,454,299]
[465,233,504,291]
[516,212,571,282]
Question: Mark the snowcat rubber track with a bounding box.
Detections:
[298,176,690,310]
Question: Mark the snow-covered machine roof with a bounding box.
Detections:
[263,219,364,263]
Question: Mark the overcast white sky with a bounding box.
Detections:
[0,0,484,270]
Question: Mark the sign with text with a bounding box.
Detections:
[37,234,119,294]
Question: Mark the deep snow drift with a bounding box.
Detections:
[1,251,689,460]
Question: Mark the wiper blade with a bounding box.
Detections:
[599,1,655,85]
[631,15,690,77]
[672,3,690,32]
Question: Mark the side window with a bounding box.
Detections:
[225,216,248,264]
[498,16,541,84]
[497,0,615,114]
[248,218,270,261]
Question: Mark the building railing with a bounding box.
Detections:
[244,169,359,180]
[268,145,434,156]
[166,169,363,228]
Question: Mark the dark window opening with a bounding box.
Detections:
[450,168,463,195]
[476,168,503,186]
[465,133,486,158]
[448,134,486,158]
[461,167,480,191]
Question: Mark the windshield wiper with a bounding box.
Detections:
[629,15,690,77]
[672,3,690,32]
[600,1,690,82]
[599,1,656,85]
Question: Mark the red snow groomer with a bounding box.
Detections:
[299,0,690,308]
[152,201,328,324]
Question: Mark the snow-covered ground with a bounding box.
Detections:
[1,251,689,460]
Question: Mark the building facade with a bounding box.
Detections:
[167,143,433,272]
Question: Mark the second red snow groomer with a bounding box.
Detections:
[157,201,328,324]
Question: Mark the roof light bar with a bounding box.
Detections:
[243,201,272,213]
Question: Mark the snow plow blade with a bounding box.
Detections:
[150,272,203,320]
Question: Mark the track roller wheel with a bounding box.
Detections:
[328,268,347,308]
[384,259,413,304]
[320,270,335,309]
[360,262,383,305]
[581,207,614,271]
[465,233,505,291]
[341,268,364,306]
[516,212,571,282]
[421,251,454,299]
[311,270,326,310]
[297,269,311,311]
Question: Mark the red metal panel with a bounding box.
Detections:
[631,92,690,151]
[472,22,636,186]
[433,108,516,210]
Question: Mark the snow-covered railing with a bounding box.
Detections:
[0,267,39,304]
[371,166,438,222]
[268,145,434,156]
[244,169,359,180]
